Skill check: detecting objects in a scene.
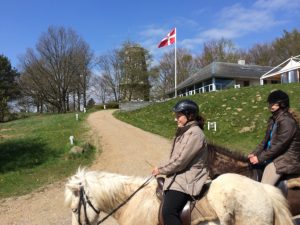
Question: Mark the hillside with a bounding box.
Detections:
[0,112,95,198]
[115,83,300,154]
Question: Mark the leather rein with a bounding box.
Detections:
[75,175,154,225]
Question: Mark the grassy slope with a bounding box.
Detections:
[115,83,300,154]
[0,112,95,198]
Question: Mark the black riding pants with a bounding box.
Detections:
[162,190,190,225]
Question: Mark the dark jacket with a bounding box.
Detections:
[158,121,209,196]
[254,109,300,174]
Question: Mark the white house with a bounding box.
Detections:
[260,55,300,85]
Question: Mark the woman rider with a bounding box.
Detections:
[152,99,209,225]
[248,90,300,185]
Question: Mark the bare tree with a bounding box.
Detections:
[247,43,275,66]
[96,50,122,102]
[154,48,196,99]
[19,26,93,113]
[89,74,109,104]
[195,38,242,67]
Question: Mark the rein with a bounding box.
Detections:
[76,175,154,225]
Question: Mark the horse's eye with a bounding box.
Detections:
[72,208,78,213]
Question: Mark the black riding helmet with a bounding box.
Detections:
[173,99,199,119]
[267,90,290,109]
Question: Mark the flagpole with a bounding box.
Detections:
[174,28,177,98]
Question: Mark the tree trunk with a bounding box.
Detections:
[77,90,81,111]
[73,92,76,112]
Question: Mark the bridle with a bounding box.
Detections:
[76,186,100,225]
[74,175,153,225]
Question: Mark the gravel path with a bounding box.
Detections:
[0,110,170,225]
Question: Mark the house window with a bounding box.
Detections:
[271,80,279,84]
[243,81,250,86]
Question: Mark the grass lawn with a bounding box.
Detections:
[115,83,300,154]
[0,112,96,198]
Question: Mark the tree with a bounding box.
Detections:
[272,29,300,65]
[154,48,196,99]
[89,74,109,104]
[118,42,151,101]
[87,98,95,109]
[0,55,19,122]
[19,26,93,113]
[96,50,122,102]
[195,38,243,67]
[247,43,275,66]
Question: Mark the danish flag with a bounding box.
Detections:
[158,28,176,48]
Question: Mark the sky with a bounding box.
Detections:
[1,0,300,70]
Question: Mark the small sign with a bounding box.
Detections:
[69,136,74,145]
[208,122,217,131]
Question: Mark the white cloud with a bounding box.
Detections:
[180,0,294,50]
[139,27,167,39]
[254,0,300,11]
[138,0,299,63]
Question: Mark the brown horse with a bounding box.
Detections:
[207,143,300,219]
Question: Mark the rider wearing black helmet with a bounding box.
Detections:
[267,89,290,108]
[248,90,300,185]
[152,99,209,225]
[172,99,204,129]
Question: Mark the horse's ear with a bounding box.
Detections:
[66,183,81,196]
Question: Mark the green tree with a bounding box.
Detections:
[0,55,19,122]
[272,29,300,65]
[118,42,151,101]
[87,98,95,109]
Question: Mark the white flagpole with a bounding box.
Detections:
[174,28,177,98]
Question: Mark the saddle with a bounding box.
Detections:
[156,177,210,225]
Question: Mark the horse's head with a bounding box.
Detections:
[65,169,101,225]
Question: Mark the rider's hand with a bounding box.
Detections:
[249,156,259,164]
[152,167,160,176]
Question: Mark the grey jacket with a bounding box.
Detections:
[158,121,209,196]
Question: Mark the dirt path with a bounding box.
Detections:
[0,110,170,225]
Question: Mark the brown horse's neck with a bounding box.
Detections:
[207,143,252,179]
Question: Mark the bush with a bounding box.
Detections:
[93,102,119,110]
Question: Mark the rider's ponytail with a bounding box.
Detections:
[289,108,300,126]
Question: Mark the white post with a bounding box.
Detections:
[208,122,217,131]
[260,78,264,85]
[83,107,86,113]
[103,105,106,110]
[174,27,177,98]
[76,113,79,121]
[69,136,74,145]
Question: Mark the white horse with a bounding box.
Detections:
[65,169,294,225]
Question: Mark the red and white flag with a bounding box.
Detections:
[158,28,176,48]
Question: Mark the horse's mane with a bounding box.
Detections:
[65,168,157,210]
[207,143,248,163]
